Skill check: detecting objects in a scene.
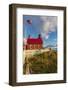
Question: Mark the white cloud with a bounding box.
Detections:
[40,16,57,40]
[41,33,49,40]
[45,34,49,39]
[40,16,57,33]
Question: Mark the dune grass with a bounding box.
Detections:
[23,50,57,74]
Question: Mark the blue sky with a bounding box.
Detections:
[23,15,57,47]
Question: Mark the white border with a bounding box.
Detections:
[16,8,64,82]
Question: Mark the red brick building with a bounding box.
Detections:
[24,34,43,50]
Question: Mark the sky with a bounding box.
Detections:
[23,15,57,47]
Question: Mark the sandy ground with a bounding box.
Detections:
[24,48,50,58]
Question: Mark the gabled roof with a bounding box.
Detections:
[27,38,43,44]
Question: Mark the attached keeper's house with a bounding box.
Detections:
[24,34,43,50]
